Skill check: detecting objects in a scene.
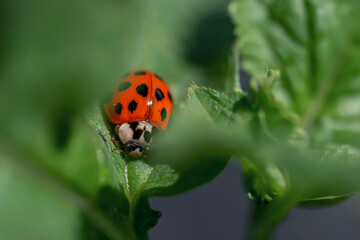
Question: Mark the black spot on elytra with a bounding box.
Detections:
[134,71,147,76]
[133,130,143,140]
[129,122,139,132]
[154,73,163,81]
[161,108,167,121]
[155,88,164,101]
[128,100,138,113]
[168,92,173,103]
[118,82,131,92]
[144,131,151,143]
[114,103,123,114]
[136,84,148,97]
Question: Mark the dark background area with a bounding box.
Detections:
[150,158,360,240]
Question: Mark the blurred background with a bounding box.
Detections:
[1,0,360,239]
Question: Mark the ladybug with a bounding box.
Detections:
[104,70,174,158]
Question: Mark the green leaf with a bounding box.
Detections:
[230,0,360,197]
[186,84,248,124]
[86,106,179,239]
[230,0,360,129]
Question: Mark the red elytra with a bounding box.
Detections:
[104,70,174,130]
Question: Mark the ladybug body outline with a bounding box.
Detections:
[104,70,174,158]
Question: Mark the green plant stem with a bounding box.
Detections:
[304,0,317,95]
[124,161,134,224]
[261,0,305,46]
[0,136,126,240]
[233,43,241,91]
[248,193,298,240]
[302,42,350,129]
[302,17,360,129]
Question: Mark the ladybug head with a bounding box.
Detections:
[116,121,155,158]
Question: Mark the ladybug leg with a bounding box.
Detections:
[111,125,121,142]
[113,148,124,153]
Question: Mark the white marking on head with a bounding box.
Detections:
[128,147,143,158]
[117,121,154,157]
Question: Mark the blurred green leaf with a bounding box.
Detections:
[150,85,248,194]
[0,134,125,240]
[230,0,360,238]
[0,0,232,238]
[230,0,360,127]
[0,157,80,240]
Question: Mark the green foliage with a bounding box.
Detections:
[0,0,234,239]
[86,106,180,239]
[1,0,360,239]
[228,0,360,238]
